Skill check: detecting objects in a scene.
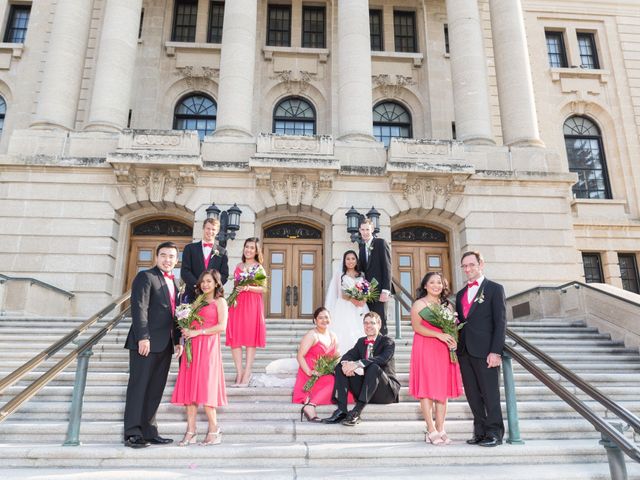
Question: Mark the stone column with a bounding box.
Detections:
[213,0,257,137]
[31,0,94,130]
[489,0,543,147]
[445,0,493,144]
[85,0,143,132]
[337,0,374,141]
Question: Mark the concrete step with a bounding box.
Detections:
[1,463,639,480]
[0,418,605,443]
[0,439,616,468]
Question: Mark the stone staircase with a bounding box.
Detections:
[0,315,639,479]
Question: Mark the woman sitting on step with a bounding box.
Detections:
[292,307,351,421]
[171,269,228,446]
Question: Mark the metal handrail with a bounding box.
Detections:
[0,292,131,394]
[391,277,413,302]
[392,278,640,466]
[0,305,131,423]
[505,344,640,462]
[507,329,640,437]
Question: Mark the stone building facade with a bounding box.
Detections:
[0,0,638,316]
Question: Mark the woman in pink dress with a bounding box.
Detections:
[409,272,463,445]
[292,307,341,422]
[171,269,228,446]
[226,237,266,386]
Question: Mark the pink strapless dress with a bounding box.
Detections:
[171,302,228,407]
[409,307,464,402]
[292,339,353,405]
[226,266,266,348]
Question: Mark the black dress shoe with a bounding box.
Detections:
[145,435,174,445]
[341,412,361,426]
[124,436,150,448]
[466,435,485,445]
[322,409,347,424]
[478,435,502,447]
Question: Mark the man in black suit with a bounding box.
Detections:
[123,241,183,448]
[323,312,401,426]
[181,218,229,302]
[456,251,506,447]
[358,219,392,335]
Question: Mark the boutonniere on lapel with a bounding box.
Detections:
[211,249,220,257]
[474,287,485,304]
[366,243,374,255]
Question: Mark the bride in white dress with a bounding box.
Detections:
[325,250,369,352]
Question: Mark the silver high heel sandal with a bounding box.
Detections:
[201,428,222,446]
[178,431,197,447]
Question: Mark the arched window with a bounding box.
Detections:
[564,116,611,199]
[273,97,316,135]
[0,96,5,135]
[173,94,217,140]
[373,101,412,147]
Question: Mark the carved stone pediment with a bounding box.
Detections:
[255,171,334,207]
[112,164,199,203]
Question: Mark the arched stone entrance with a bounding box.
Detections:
[392,224,451,319]
[125,218,193,290]
[262,221,324,319]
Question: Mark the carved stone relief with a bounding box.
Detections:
[113,165,198,203]
[372,74,416,96]
[176,65,219,89]
[272,70,317,94]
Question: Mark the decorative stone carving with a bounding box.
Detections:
[116,129,201,156]
[256,133,334,156]
[113,165,198,202]
[176,65,219,88]
[372,74,416,96]
[269,174,319,206]
[272,69,317,94]
[402,176,466,212]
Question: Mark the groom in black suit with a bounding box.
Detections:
[324,312,401,426]
[124,241,183,448]
[456,251,506,447]
[358,219,391,335]
[181,218,229,302]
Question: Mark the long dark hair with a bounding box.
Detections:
[341,250,361,280]
[416,272,450,306]
[241,237,264,264]
[195,269,225,299]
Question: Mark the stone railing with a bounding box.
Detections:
[116,129,201,156]
[0,274,75,317]
[256,133,334,156]
[507,281,640,351]
[386,138,473,174]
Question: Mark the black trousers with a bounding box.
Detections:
[333,363,396,412]
[123,342,173,440]
[367,300,387,335]
[458,351,504,439]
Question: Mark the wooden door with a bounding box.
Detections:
[263,240,323,319]
[393,244,451,320]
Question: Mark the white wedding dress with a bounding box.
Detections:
[325,270,369,353]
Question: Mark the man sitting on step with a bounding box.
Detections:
[323,312,401,426]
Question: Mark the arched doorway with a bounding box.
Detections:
[125,218,193,291]
[262,222,323,319]
[392,225,451,320]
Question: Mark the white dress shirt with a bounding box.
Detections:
[466,275,485,303]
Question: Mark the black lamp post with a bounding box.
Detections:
[206,202,242,248]
[345,206,381,243]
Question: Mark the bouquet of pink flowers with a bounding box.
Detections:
[226,264,268,307]
[343,277,380,303]
[175,293,209,365]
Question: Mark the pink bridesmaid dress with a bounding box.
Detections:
[172,302,228,407]
[292,338,353,405]
[409,306,464,402]
[225,265,266,348]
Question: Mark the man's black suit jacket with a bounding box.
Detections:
[358,237,391,292]
[181,241,229,299]
[455,279,506,359]
[125,266,181,353]
[341,335,401,401]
